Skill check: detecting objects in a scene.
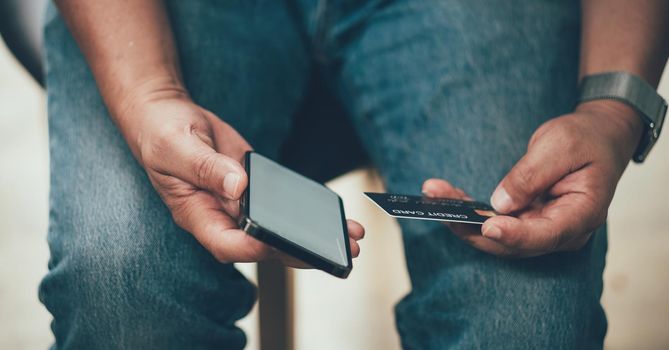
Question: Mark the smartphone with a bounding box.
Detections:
[238,151,353,278]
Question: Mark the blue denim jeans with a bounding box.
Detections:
[40,0,607,348]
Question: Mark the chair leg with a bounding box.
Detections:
[257,261,294,350]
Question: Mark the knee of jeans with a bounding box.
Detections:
[40,202,173,301]
[40,179,198,308]
[39,185,256,347]
[39,213,253,349]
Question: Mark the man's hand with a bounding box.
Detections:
[119,92,363,265]
[423,100,644,257]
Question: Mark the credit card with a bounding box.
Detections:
[364,192,497,225]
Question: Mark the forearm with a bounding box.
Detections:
[580,0,669,86]
[54,0,186,122]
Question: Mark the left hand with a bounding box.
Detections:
[423,100,644,257]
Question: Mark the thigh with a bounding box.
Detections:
[39,1,308,349]
[334,0,607,349]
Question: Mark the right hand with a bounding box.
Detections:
[116,91,363,265]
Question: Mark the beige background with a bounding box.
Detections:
[0,39,667,349]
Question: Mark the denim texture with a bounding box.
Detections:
[41,0,607,349]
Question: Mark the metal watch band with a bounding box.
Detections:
[578,72,667,163]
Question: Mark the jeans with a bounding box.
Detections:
[40,0,607,348]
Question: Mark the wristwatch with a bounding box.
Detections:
[578,71,667,163]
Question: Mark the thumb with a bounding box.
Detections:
[190,149,248,200]
[490,144,574,214]
[158,133,248,200]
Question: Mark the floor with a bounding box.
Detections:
[0,40,667,349]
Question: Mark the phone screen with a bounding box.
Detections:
[247,152,349,267]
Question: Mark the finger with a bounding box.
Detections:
[173,190,272,262]
[347,219,365,240]
[349,238,361,258]
[480,215,556,253]
[448,221,484,237]
[422,178,463,198]
[143,106,250,201]
[154,130,247,200]
[490,142,578,214]
[455,188,474,201]
[280,237,360,267]
[439,221,519,257]
[216,196,241,218]
[421,179,475,202]
[481,193,596,252]
[435,214,519,256]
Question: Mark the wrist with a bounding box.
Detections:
[575,99,645,160]
[113,75,190,118]
[109,75,192,162]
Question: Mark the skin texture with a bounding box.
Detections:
[53,0,363,266]
[423,0,669,257]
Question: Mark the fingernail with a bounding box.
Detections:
[490,187,513,213]
[422,190,435,198]
[223,172,241,197]
[482,224,502,239]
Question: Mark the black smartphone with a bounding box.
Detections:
[238,151,353,278]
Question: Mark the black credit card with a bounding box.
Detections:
[364,192,497,225]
